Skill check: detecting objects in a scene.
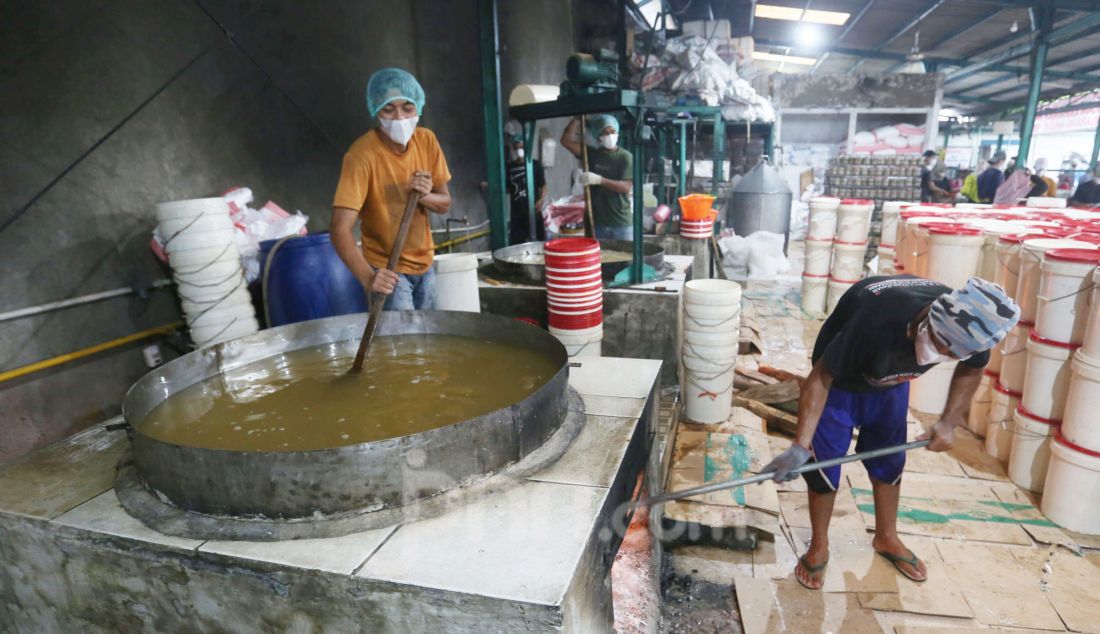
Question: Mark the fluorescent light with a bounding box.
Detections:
[796,22,825,48]
[755,4,849,25]
[753,51,818,65]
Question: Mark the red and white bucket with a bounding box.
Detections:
[986,381,1022,463]
[681,217,715,240]
[545,238,603,331]
[1041,433,1100,534]
[1061,350,1100,454]
[1007,405,1059,493]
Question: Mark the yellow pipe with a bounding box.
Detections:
[0,321,183,384]
[435,229,490,251]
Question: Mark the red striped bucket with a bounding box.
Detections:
[545,238,602,330]
[681,218,714,239]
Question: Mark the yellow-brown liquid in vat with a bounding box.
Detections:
[139,334,559,452]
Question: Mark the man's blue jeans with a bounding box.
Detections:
[381,265,436,310]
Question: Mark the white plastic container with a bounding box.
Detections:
[897,215,944,274]
[185,302,256,328]
[880,201,908,247]
[1016,238,1095,323]
[912,219,960,279]
[1062,350,1100,453]
[997,320,1033,392]
[995,234,1040,302]
[826,277,856,314]
[968,369,998,437]
[682,363,734,424]
[175,270,245,298]
[1083,268,1100,359]
[683,329,740,346]
[1021,331,1079,421]
[804,238,834,276]
[910,361,958,414]
[163,227,237,255]
[167,244,242,270]
[180,287,253,315]
[684,279,743,306]
[830,241,867,281]
[801,274,828,316]
[877,245,896,275]
[433,253,481,312]
[985,382,1021,463]
[156,197,231,222]
[550,324,602,357]
[159,212,234,237]
[1008,405,1059,493]
[975,222,1027,282]
[808,197,840,240]
[926,226,984,288]
[190,315,261,348]
[1035,249,1100,344]
[836,199,874,243]
[1041,434,1100,534]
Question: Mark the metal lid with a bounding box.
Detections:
[731,160,792,195]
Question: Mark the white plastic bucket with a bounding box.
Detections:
[681,338,738,361]
[1007,406,1059,493]
[684,279,743,307]
[836,200,873,243]
[1062,351,1100,453]
[986,382,1021,463]
[880,202,908,246]
[181,287,253,315]
[185,302,257,328]
[995,236,1033,301]
[801,274,828,316]
[681,218,715,239]
[1084,268,1100,359]
[909,361,958,414]
[164,228,237,254]
[167,243,241,270]
[998,320,1033,392]
[830,241,867,281]
[175,269,245,297]
[912,220,959,278]
[433,253,480,313]
[173,259,242,284]
[1021,332,1079,421]
[968,370,998,437]
[1035,250,1100,344]
[808,198,840,240]
[682,365,734,424]
[1016,238,1095,322]
[826,277,856,314]
[1041,434,1100,534]
[897,216,942,274]
[804,238,834,276]
[877,245,896,275]
[927,227,984,288]
[159,212,234,238]
[682,352,737,375]
[156,197,231,222]
[683,328,740,346]
[550,324,603,357]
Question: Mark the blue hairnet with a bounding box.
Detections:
[585,114,620,139]
[366,68,426,117]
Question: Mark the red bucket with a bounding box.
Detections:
[545,238,600,270]
[549,308,603,330]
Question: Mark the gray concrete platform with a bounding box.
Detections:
[0,357,661,633]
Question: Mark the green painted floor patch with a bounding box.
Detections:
[727,434,751,507]
[857,503,1057,528]
[977,499,1035,512]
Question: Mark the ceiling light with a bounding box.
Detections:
[753,51,818,65]
[795,22,826,48]
[755,4,850,25]
[1010,20,1019,33]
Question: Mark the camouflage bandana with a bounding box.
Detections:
[929,277,1021,358]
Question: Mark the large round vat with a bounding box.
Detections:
[122,311,570,520]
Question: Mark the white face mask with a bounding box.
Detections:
[379,116,419,146]
[600,133,618,150]
[515,147,525,159]
[915,321,955,365]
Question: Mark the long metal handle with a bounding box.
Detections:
[645,439,931,506]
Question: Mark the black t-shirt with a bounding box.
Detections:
[811,275,990,392]
[1071,180,1100,206]
[506,159,546,242]
[920,166,933,202]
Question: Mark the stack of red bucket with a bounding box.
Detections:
[679,194,717,239]
[545,238,603,355]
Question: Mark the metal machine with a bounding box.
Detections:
[560,50,620,97]
[725,158,794,254]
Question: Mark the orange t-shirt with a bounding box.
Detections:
[332,127,451,274]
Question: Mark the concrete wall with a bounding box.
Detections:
[772,73,944,109]
[1,0,578,463]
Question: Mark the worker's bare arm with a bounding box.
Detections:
[942,362,983,425]
[331,207,397,295]
[794,359,834,450]
[560,117,583,158]
[410,172,451,215]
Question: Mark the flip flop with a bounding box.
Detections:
[876,549,927,582]
[795,554,828,590]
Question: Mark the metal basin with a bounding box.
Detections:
[492,240,664,284]
[122,311,570,519]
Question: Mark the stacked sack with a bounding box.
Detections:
[680,279,742,424]
[157,198,259,347]
[545,238,603,357]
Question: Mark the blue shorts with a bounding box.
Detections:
[802,383,910,494]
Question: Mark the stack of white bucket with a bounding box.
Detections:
[877,201,908,275]
[157,198,259,347]
[827,199,873,314]
[680,279,742,424]
[802,197,838,316]
[1039,248,1100,533]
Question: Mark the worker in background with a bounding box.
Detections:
[1033,158,1057,197]
[975,151,1007,203]
[959,160,986,204]
[560,114,634,240]
[919,150,938,202]
[1069,165,1100,208]
[928,161,955,203]
[763,277,1019,590]
[505,133,547,244]
[1025,167,1049,198]
[331,68,452,310]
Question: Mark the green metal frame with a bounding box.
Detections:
[523,121,538,242]
[478,0,509,251]
[1017,4,1055,166]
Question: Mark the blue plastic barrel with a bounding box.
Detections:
[259,232,367,327]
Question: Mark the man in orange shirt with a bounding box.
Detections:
[332,68,452,310]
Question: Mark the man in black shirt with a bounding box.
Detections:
[919,150,937,202]
[505,133,547,244]
[1070,165,1100,208]
[764,276,1019,589]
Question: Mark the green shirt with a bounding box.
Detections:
[588,147,633,228]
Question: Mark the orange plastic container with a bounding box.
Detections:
[679,194,717,221]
